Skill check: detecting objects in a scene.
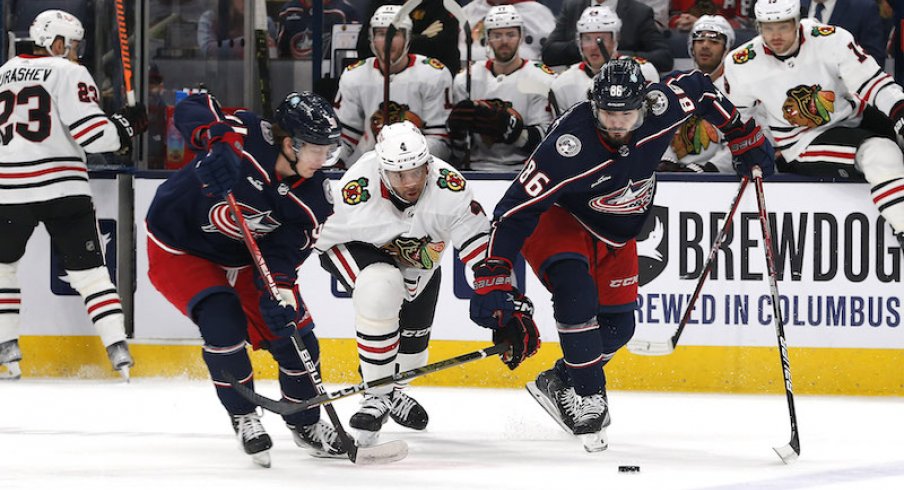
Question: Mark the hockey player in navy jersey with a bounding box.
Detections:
[469,59,775,452]
[145,91,346,467]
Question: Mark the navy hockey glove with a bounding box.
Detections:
[725,117,775,178]
[492,303,541,370]
[447,100,475,140]
[470,257,527,328]
[473,99,524,145]
[110,102,148,154]
[194,124,243,197]
[256,275,305,338]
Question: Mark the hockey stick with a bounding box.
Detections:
[596,36,612,64]
[228,343,507,417]
[627,176,750,355]
[752,167,800,464]
[254,0,272,118]
[461,19,473,170]
[224,193,407,465]
[114,0,135,106]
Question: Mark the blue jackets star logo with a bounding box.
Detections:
[587,176,656,214]
[202,201,282,240]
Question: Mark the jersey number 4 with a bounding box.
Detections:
[0,85,52,145]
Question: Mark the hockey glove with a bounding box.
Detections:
[724,116,775,178]
[492,303,541,370]
[110,102,148,155]
[256,275,307,338]
[447,100,476,140]
[473,99,524,145]
[194,124,243,198]
[470,257,527,328]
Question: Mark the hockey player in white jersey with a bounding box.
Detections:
[723,0,904,250]
[0,10,147,380]
[548,6,659,118]
[317,122,530,445]
[334,5,453,167]
[659,15,734,173]
[447,5,556,171]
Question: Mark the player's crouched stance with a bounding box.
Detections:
[474,59,775,452]
[316,122,538,445]
[145,92,347,466]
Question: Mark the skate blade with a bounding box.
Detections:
[0,362,22,380]
[581,430,609,453]
[353,440,409,465]
[251,450,271,468]
[354,430,381,447]
[117,365,131,382]
[525,382,572,434]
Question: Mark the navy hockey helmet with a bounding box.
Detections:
[274,91,341,147]
[591,59,647,112]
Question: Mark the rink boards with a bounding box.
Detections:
[12,174,904,395]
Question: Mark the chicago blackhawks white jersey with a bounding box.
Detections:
[459,0,556,63]
[316,153,489,300]
[661,74,732,172]
[452,59,556,170]
[334,54,453,166]
[549,57,659,117]
[0,54,123,204]
[723,20,904,162]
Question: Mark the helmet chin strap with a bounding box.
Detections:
[281,142,302,177]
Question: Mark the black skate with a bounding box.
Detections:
[105,341,134,381]
[289,420,348,459]
[232,412,273,467]
[349,394,393,446]
[525,368,579,433]
[0,339,22,380]
[390,390,429,430]
[572,392,610,453]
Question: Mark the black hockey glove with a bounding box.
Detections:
[447,100,475,140]
[110,102,148,155]
[724,116,775,178]
[194,125,243,197]
[492,304,541,370]
[473,99,524,145]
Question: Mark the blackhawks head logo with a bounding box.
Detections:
[732,45,756,64]
[437,168,465,192]
[370,101,424,137]
[382,235,446,269]
[672,116,720,158]
[782,84,836,128]
[811,26,836,37]
[341,177,371,205]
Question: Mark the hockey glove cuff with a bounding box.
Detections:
[492,305,540,370]
[110,102,148,155]
[725,117,775,178]
[470,257,519,329]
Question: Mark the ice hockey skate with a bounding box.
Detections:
[349,393,393,446]
[231,412,273,467]
[289,420,348,459]
[0,339,22,380]
[525,367,579,433]
[572,393,610,453]
[106,341,134,381]
[390,389,429,430]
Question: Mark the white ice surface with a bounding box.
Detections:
[1,379,903,490]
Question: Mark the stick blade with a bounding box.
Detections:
[353,440,409,465]
[773,442,800,464]
[626,338,675,356]
[223,371,309,416]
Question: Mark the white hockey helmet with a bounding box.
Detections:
[754,0,801,23]
[484,5,523,32]
[687,15,735,56]
[29,9,84,57]
[370,5,412,64]
[576,6,622,37]
[376,121,431,173]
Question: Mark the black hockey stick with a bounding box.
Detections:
[462,19,473,170]
[628,176,750,355]
[596,36,612,64]
[382,22,394,125]
[752,167,800,464]
[254,0,272,118]
[224,193,407,465]
[228,343,507,417]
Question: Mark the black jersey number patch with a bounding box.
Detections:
[0,85,52,145]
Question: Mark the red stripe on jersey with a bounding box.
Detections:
[357,340,400,354]
[87,298,121,314]
[799,150,857,159]
[874,184,904,203]
[0,166,87,179]
[861,74,892,103]
[341,133,359,145]
[73,120,108,140]
[333,249,358,283]
[460,243,488,265]
[0,299,21,304]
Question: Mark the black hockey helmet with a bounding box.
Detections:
[591,59,647,112]
[274,91,341,147]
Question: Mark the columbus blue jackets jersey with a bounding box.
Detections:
[145,94,333,282]
[487,71,742,262]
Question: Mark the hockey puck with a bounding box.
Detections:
[618,465,640,473]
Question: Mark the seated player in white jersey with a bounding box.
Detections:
[659,15,736,173]
[316,121,538,445]
[333,4,452,167]
[548,6,659,119]
[446,5,556,172]
[723,0,904,251]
